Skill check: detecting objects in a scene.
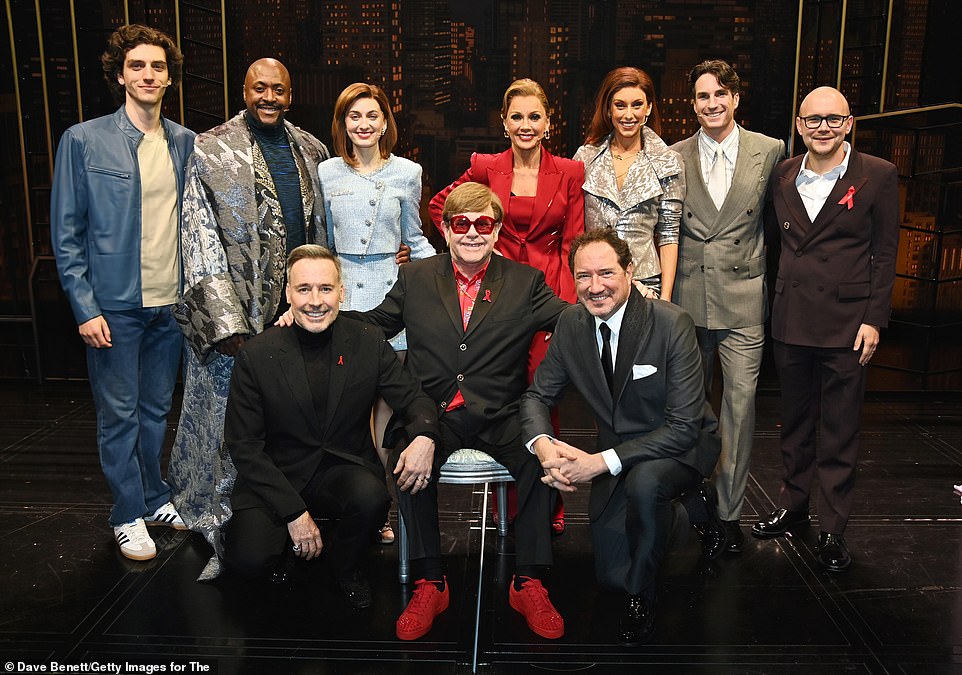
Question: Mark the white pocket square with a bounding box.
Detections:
[632,364,658,379]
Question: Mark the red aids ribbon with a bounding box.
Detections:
[838,185,856,210]
[483,290,491,302]
[337,355,344,366]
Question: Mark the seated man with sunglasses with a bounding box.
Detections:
[351,182,570,640]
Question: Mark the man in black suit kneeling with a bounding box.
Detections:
[521,228,725,646]
[223,245,439,609]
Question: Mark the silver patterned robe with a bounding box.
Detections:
[169,111,329,579]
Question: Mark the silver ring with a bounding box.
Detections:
[292,543,301,552]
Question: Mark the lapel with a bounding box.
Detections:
[321,320,353,437]
[434,255,465,336]
[611,289,652,404]
[714,129,763,230]
[777,155,811,234]
[677,135,717,224]
[799,150,868,249]
[465,255,505,338]
[530,147,563,232]
[276,328,323,438]
[574,306,615,409]
[486,151,514,227]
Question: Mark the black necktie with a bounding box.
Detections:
[599,322,614,394]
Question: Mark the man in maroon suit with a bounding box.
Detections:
[752,87,899,572]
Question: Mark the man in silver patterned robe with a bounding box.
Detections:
[169,58,330,578]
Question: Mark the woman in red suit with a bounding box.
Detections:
[430,78,584,533]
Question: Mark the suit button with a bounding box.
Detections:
[734,238,741,245]
[792,281,799,287]
[700,265,705,272]
[457,374,464,382]
[687,212,692,218]
[440,401,447,408]
[747,208,753,215]
[783,222,790,230]
[360,238,367,244]
[369,199,376,206]
[366,220,372,226]
[459,343,467,351]
[795,250,803,257]
[375,181,384,190]
[357,282,364,288]
[733,266,739,271]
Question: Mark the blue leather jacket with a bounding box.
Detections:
[51,106,196,324]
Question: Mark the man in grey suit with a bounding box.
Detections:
[521,228,724,646]
[671,60,785,553]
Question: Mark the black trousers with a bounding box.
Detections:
[593,457,701,597]
[773,340,866,534]
[225,458,390,579]
[392,409,553,571]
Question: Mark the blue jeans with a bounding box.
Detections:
[86,306,183,526]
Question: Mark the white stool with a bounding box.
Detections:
[397,448,514,584]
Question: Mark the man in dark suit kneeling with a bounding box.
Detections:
[521,228,725,646]
[223,245,439,609]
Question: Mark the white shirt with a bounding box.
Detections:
[526,300,628,476]
[698,125,740,193]
[795,141,852,222]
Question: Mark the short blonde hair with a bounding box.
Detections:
[500,78,550,119]
[441,182,504,224]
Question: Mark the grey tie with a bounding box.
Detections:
[708,148,727,210]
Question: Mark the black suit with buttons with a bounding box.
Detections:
[766,149,899,534]
[353,253,569,568]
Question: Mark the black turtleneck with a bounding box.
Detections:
[292,321,333,427]
[246,110,306,252]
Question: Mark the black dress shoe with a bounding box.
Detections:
[816,532,851,572]
[722,520,744,554]
[751,508,810,539]
[337,571,373,609]
[690,482,726,560]
[618,593,655,646]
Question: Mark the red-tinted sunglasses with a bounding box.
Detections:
[447,214,499,235]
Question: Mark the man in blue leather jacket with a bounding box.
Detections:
[50,24,196,561]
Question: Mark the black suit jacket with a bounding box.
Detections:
[354,253,569,447]
[767,149,900,348]
[521,289,720,520]
[225,318,439,520]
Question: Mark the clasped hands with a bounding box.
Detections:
[534,437,607,493]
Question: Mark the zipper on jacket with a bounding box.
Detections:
[88,166,132,179]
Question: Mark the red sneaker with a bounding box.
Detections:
[396,578,450,640]
[551,494,565,536]
[509,576,564,639]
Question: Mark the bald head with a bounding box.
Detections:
[795,85,854,170]
[798,86,850,117]
[243,58,292,128]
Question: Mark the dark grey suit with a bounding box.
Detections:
[672,127,785,521]
[521,289,719,596]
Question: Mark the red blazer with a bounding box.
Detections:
[768,149,900,348]
[429,147,584,302]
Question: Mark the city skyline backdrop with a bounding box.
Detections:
[0,0,959,386]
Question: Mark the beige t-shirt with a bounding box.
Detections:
[138,127,179,307]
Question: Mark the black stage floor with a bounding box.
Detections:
[1,382,960,674]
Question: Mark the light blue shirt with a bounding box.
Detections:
[795,141,851,222]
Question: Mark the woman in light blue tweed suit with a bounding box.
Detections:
[320,83,436,543]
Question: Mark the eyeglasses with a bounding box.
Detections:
[447,214,499,235]
[799,114,851,129]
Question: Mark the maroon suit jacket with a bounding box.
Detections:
[429,147,584,302]
[768,149,900,348]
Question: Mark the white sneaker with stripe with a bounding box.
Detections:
[114,518,157,561]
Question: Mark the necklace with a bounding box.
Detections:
[611,148,640,161]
